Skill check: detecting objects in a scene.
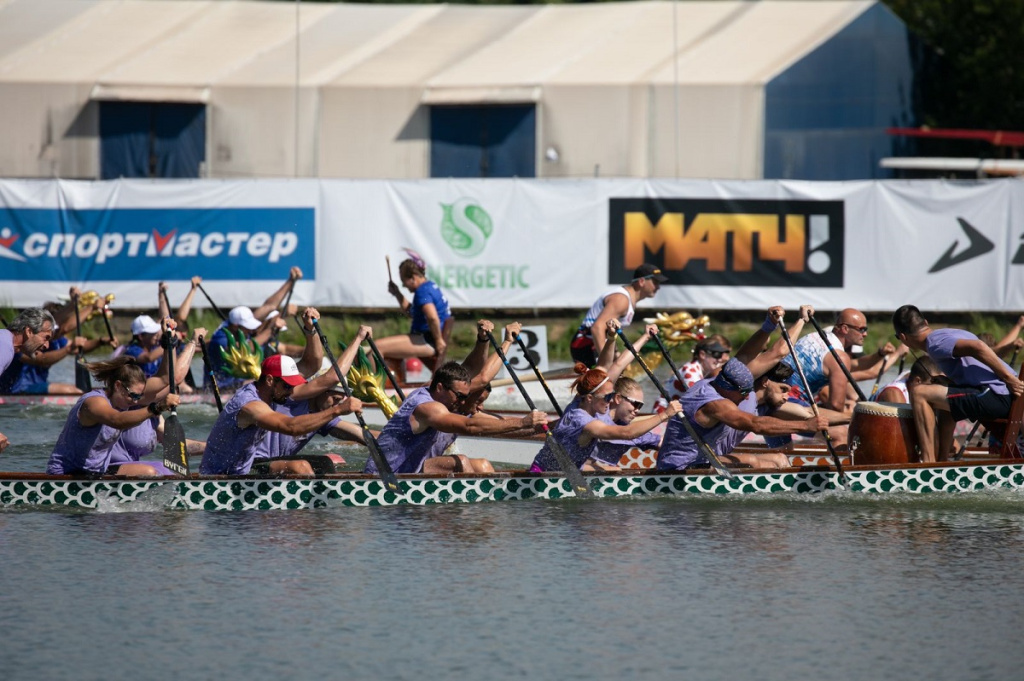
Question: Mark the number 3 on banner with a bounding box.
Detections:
[500,326,549,378]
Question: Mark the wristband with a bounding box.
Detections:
[761,317,779,334]
[147,402,161,416]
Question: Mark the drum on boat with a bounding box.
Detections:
[848,401,919,465]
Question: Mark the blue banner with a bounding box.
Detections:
[0,207,315,281]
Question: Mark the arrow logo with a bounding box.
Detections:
[928,218,994,273]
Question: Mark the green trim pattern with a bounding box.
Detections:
[2,462,1023,511]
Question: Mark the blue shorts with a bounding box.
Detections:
[15,382,51,395]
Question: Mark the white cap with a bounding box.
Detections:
[131,314,160,336]
[228,306,261,331]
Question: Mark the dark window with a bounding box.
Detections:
[430,105,535,178]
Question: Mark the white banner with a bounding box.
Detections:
[1,177,1022,313]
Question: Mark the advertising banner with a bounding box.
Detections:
[0,177,1021,313]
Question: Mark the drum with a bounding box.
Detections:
[848,401,919,465]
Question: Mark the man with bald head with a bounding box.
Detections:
[762,308,868,449]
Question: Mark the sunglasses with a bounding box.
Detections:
[448,386,470,401]
[120,382,144,402]
[708,350,725,359]
[605,392,644,410]
[840,322,869,334]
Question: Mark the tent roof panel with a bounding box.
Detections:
[0,0,209,83]
[0,0,99,63]
[545,1,750,85]
[651,0,873,84]
[426,3,655,89]
[221,4,442,86]
[331,5,538,87]
[97,1,334,87]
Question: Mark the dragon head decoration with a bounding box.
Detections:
[220,329,264,380]
[622,310,712,378]
[339,341,401,419]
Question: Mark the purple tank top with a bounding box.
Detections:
[531,406,597,472]
[367,387,454,474]
[108,412,159,464]
[593,411,661,465]
[657,379,756,470]
[199,383,266,475]
[254,399,341,461]
[46,390,124,475]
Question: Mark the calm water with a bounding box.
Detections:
[2,365,1023,680]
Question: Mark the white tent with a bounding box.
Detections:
[0,0,914,180]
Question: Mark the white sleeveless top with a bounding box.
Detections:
[579,286,634,332]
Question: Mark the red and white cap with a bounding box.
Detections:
[261,354,306,386]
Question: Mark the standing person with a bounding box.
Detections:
[656,359,827,471]
[44,325,203,477]
[367,361,547,476]
[892,304,1024,462]
[200,354,363,477]
[570,264,668,367]
[0,308,56,452]
[530,364,682,473]
[374,257,452,372]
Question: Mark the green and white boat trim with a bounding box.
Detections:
[1,460,1023,511]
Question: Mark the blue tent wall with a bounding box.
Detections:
[430,105,536,178]
[763,3,916,180]
[100,102,206,179]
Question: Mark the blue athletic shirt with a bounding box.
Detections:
[410,281,451,335]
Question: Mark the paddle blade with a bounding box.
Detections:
[74,359,92,392]
[365,431,403,496]
[162,411,189,476]
[545,431,593,498]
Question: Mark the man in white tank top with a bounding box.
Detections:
[570,264,668,366]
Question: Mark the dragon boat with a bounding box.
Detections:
[1,457,1023,511]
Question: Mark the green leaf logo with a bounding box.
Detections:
[440,198,493,258]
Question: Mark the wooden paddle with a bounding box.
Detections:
[486,329,591,497]
[100,294,116,346]
[386,255,394,285]
[649,331,687,395]
[776,317,847,485]
[869,353,889,399]
[514,336,563,417]
[197,334,223,413]
[367,335,406,402]
[312,319,403,496]
[614,328,734,480]
[71,291,92,392]
[808,315,868,402]
[161,330,189,476]
[196,283,227,321]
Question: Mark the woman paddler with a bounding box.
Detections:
[373,255,452,373]
[45,323,204,477]
[529,364,682,473]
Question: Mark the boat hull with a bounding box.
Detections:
[2,461,1022,511]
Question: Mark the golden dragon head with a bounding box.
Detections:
[621,310,712,378]
[339,342,401,419]
[220,329,264,380]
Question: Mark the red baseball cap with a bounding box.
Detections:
[261,354,306,387]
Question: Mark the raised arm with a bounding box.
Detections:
[468,322,520,391]
[176,277,202,324]
[253,266,302,320]
[293,307,325,377]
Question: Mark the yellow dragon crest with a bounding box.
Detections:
[622,310,711,378]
